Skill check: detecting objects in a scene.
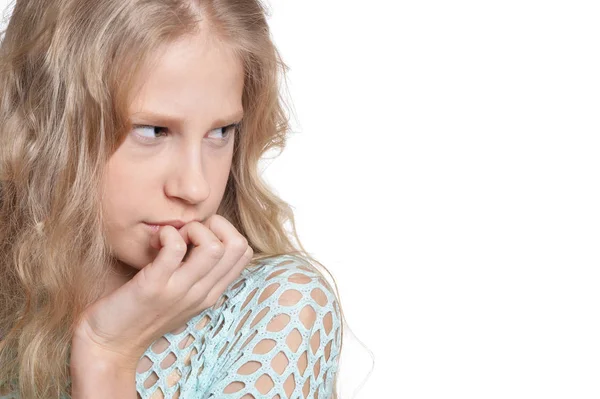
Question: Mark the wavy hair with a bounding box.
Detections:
[0,0,346,397]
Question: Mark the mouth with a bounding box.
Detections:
[144,223,161,233]
[143,223,194,257]
[145,219,198,230]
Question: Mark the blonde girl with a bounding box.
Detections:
[0,0,345,397]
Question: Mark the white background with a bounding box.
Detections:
[265,1,600,398]
[2,0,600,398]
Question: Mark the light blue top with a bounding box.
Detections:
[1,254,342,398]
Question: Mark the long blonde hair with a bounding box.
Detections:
[0,0,346,397]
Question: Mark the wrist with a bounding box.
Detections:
[70,335,139,399]
[69,356,138,399]
[70,346,138,377]
[71,328,141,375]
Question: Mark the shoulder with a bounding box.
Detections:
[242,253,337,293]
[207,254,342,397]
[239,254,342,333]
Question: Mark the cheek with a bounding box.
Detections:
[103,159,153,219]
[102,166,157,266]
[210,156,233,189]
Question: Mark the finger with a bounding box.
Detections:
[190,215,248,289]
[144,225,188,283]
[197,245,254,308]
[173,215,247,292]
[171,221,225,291]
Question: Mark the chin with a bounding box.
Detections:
[110,234,158,273]
[109,223,159,271]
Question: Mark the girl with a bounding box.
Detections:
[0,0,344,397]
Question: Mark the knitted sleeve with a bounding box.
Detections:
[204,258,342,398]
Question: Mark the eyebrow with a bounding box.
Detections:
[129,109,244,130]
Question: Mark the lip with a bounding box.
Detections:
[145,220,187,229]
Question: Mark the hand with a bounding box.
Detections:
[71,215,254,368]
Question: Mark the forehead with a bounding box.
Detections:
[128,31,244,124]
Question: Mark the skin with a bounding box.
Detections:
[100,26,244,298]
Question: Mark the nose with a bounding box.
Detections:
[164,149,210,204]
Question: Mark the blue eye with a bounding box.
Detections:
[133,125,169,142]
[208,125,237,140]
[131,124,238,143]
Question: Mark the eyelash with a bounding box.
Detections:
[132,123,238,144]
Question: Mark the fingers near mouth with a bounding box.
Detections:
[181,243,194,262]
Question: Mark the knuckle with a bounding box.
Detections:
[173,242,187,254]
[183,222,202,238]
[206,214,233,228]
[208,214,225,223]
[205,241,225,258]
[204,214,220,227]
[230,236,248,253]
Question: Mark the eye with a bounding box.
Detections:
[131,123,238,144]
[207,124,238,140]
[132,125,168,142]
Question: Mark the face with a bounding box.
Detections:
[101,28,244,283]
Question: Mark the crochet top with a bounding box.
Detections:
[1,254,342,398]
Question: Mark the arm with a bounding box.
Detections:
[70,331,139,399]
[207,264,342,398]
